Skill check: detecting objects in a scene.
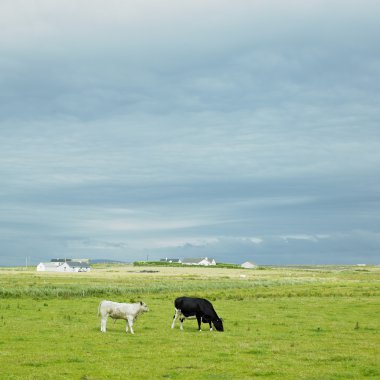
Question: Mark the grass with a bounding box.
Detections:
[0,265,379,379]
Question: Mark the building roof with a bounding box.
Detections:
[182,257,214,264]
[182,258,202,263]
[66,261,90,268]
[160,258,181,262]
[51,258,72,262]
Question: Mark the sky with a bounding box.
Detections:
[1,0,379,266]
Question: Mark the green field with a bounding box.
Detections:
[0,265,379,379]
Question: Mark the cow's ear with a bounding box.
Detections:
[140,301,143,305]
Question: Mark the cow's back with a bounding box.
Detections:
[174,297,200,310]
[174,297,216,317]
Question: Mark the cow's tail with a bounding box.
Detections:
[98,301,102,317]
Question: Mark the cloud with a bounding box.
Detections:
[2,1,379,120]
[0,1,379,265]
[146,231,380,265]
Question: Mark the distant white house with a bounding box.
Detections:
[181,257,216,266]
[36,262,61,272]
[36,260,91,272]
[241,261,258,269]
[160,258,182,263]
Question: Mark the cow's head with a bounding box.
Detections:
[213,318,224,332]
[139,301,149,312]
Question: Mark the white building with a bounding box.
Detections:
[181,257,216,266]
[241,261,258,269]
[36,262,61,272]
[36,260,91,272]
[160,258,182,263]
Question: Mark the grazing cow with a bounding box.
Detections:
[171,297,223,332]
[98,300,149,334]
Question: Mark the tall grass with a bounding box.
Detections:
[1,266,379,299]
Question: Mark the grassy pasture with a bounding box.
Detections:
[0,265,379,379]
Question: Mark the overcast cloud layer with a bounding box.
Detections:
[1,0,379,266]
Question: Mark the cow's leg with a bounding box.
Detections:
[125,319,129,333]
[179,318,184,330]
[127,316,134,334]
[196,315,202,331]
[100,315,108,333]
[171,309,179,329]
[209,322,213,331]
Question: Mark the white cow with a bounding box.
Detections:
[98,300,149,334]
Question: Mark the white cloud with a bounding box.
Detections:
[280,234,319,242]
[248,237,263,244]
[83,219,205,232]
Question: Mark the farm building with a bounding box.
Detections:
[181,257,216,266]
[36,262,61,271]
[65,261,91,272]
[51,258,90,264]
[36,260,91,272]
[241,261,258,269]
[160,258,182,263]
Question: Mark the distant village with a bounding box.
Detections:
[159,257,257,269]
[36,258,91,272]
[36,257,257,272]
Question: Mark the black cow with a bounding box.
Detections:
[171,297,224,332]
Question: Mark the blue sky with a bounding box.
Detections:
[1,0,379,265]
